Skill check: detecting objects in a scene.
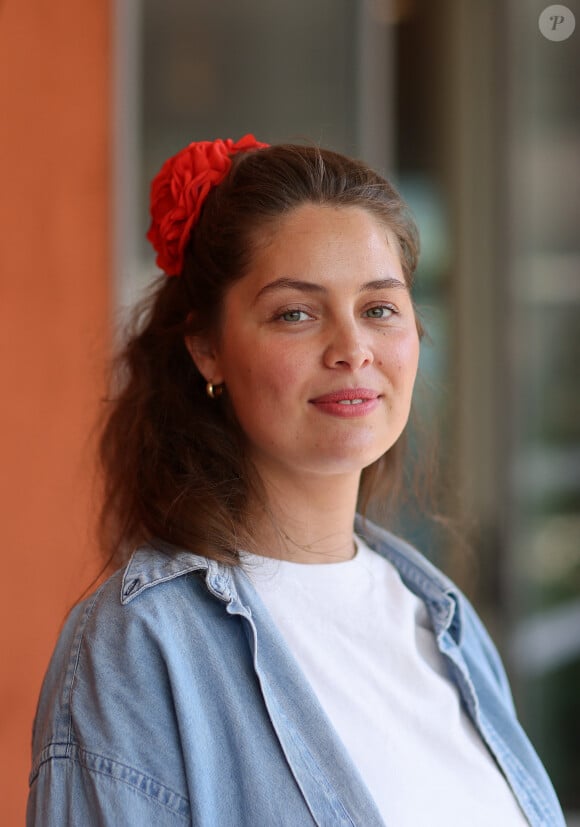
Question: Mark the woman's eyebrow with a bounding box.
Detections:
[254,276,407,303]
[361,278,407,292]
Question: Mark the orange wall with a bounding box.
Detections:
[0,1,111,823]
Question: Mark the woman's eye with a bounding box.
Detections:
[364,305,395,319]
[278,309,311,322]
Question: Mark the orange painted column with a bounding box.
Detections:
[0,1,111,823]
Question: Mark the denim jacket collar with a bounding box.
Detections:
[121,516,462,643]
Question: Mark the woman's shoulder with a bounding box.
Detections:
[356,516,515,706]
[31,545,230,749]
[355,516,457,598]
[55,543,228,660]
[29,542,233,822]
[356,516,489,636]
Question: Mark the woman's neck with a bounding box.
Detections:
[248,468,361,564]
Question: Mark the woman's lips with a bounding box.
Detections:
[309,388,380,418]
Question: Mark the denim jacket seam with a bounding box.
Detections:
[64,584,112,750]
[478,716,555,826]
[272,701,357,827]
[32,742,190,820]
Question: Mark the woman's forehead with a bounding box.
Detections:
[248,203,401,269]
[222,206,406,311]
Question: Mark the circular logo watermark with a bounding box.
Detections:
[539,5,576,40]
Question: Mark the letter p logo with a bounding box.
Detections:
[539,5,576,40]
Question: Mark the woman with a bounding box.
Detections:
[27,137,564,826]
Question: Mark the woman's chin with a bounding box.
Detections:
[296,447,390,479]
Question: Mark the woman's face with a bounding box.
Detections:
[189,204,420,490]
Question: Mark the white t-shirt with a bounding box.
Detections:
[244,535,528,826]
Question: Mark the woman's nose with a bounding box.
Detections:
[322,322,373,370]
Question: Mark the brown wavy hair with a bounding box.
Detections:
[98,144,422,569]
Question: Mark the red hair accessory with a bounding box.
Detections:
[146,134,269,276]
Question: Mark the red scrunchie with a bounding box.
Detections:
[146,134,269,276]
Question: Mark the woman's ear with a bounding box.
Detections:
[184,336,224,385]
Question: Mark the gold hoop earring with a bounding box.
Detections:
[206,382,223,399]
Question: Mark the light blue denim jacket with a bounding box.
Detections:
[27,517,565,826]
